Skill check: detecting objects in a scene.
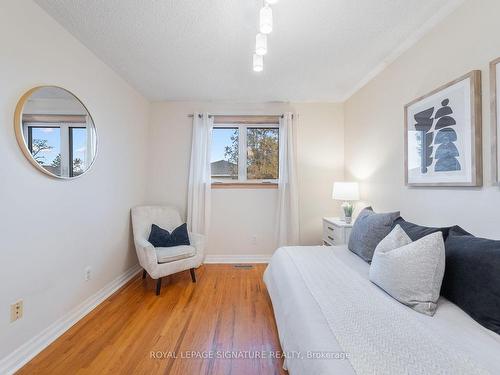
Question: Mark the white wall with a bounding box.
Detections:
[0,0,149,360]
[147,101,344,257]
[344,0,500,239]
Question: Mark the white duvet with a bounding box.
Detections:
[264,245,500,375]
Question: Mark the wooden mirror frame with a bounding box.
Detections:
[14,86,98,179]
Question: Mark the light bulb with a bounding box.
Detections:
[259,5,273,34]
[253,54,263,72]
[255,33,267,56]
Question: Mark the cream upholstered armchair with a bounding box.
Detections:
[131,206,205,295]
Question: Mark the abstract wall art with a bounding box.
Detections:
[490,58,500,184]
[404,71,482,187]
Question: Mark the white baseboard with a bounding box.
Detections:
[0,264,141,375]
[204,254,271,264]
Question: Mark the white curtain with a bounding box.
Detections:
[187,113,213,235]
[276,112,300,247]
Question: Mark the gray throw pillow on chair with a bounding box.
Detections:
[348,207,400,262]
[369,225,446,316]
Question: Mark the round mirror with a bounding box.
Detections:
[14,86,97,179]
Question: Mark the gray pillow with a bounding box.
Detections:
[369,226,445,316]
[348,207,400,262]
[373,224,412,253]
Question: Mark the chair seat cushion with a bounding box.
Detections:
[155,245,196,263]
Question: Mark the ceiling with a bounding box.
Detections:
[35,0,462,102]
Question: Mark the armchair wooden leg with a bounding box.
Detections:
[189,268,196,283]
[142,269,146,279]
[156,278,162,296]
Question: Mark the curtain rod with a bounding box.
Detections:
[187,114,287,118]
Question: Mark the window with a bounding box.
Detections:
[246,127,279,180]
[211,127,239,181]
[211,124,279,184]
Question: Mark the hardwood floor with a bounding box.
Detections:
[18,264,287,375]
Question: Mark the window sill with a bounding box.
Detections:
[211,182,278,189]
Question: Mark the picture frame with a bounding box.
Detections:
[490,58,500,184]
[404,70,482,187]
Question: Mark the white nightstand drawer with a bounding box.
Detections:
[323,222,342,245]
[323,217,352,246]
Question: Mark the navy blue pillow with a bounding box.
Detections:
[392,217,453,241]
[148,223,190,248]
[442,227,500,335]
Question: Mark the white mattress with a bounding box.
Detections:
[264,245,500,375]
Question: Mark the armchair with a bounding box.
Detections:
[131,206,205,295]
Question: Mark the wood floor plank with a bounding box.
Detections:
[17,264,286,375]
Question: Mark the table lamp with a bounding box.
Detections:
[332,182,359,224]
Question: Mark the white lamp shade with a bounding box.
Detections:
[253,54,263,72]
[260,5,273,34]
[332,182,359,201]
[255,33,267,56]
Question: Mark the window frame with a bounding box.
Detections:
[211,123,279,187]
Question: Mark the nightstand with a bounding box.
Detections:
[323,217,353,246]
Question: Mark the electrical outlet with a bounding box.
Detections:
[84,266,92,281]
[251,235,257,245]
[10,300,23,322]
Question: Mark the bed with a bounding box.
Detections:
[264,245,500,375]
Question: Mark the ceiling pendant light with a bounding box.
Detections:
[265,0,279,4]
[253,54,263,72]
[259,4,273,34]
[255,33,267,56]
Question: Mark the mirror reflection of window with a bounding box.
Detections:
[70,127,88,177]
[27,126,62,175]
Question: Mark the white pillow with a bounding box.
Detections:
[369,225,445,316]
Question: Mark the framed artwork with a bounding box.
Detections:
[490,58,500,184]
[404,71,482,187]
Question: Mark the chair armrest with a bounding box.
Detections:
[189,232,205,257]
[136,238,153,249]
[135,239,158,271]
